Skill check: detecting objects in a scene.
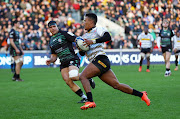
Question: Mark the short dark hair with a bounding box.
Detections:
[12,20,18,26]
[48,21,57,27]
[85,13,97,24]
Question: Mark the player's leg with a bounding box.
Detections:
[139,52,145,72]
[61,67,87,103]
[79,63,100,110]
[146,53,150,72]
[174,54,178,71]
[166,51,171,75]
[14,56,23,81]
[69,61,96,89]
[99,70,150,106]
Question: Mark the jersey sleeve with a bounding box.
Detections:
[9,29,15,39]
[60,30,76,42]
[173,36,177,49]
[96,27,108,37]
[150,34,154,41]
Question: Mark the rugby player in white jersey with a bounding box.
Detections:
[79,13,151,110]
[173,30,180,71]
[137,28,154,72]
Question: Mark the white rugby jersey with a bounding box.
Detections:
[138,32,154,48]
[82,27,108,62]
[173,35,180,50]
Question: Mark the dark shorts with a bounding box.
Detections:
[141,48,151,54]
[60,58,80,71]
[162,45,172,53]
[10,49,23,57]
[92,55,111,77]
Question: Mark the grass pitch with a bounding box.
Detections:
[0,65,179,119]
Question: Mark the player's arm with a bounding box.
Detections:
[46,54,57,65]
[61,30,76,42]
[150,35,154,52]
[173,36,177,52]
[19,39,24,55]
[85,32,111,45]
[10,38,20,54]
[156,36,161,52]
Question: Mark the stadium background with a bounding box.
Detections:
[0,1,180,119]
[1,0,180,68]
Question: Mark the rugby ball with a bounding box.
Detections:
[75,37,90,51]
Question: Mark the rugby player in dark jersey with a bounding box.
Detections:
[9,20,24,81]
[157,19,174,77]
[46,21,95,103]
[79,13,150,110]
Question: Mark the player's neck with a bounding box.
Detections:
[163,27,168,30]
[87,26,95,32]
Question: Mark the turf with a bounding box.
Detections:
[0,65,179,119]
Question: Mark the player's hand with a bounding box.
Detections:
[84,39,93,45]
[46,59,51,66]
[16,49,20,54]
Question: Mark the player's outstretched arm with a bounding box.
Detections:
[46,54,57,65]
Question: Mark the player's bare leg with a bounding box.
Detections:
[146,54,150,72]
[13,56,23,81]
[174,55,178,71]
[163,52,171,76]
[61,67,87,103]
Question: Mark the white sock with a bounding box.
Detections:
[81,94,87,99]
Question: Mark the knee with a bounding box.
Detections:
[69,70,79,80]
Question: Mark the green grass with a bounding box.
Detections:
[0,65,180,119]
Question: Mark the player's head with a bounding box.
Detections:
[13,20,20,29]
[162,19,169,28]
[48,21,59,35]
[144,27,148,34]
[177,30,180,37]
[83,13,97,30]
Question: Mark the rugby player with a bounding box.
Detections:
[79,13,150,110]
[137,28,154,72]
[9,20,24,81]
[173,30,180,71]
[157,19,174,76]
[46,21,95,103]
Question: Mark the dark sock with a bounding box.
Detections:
[166,68,170,71]
[13,73,16,78]
[147,66,149,69]
[75,89,84,97]
[16,74,20,79]
[11,64,14,72]
[175,59,178,66]
[13,63,16,72]
[86,92,93,102]
[132,89,143,97]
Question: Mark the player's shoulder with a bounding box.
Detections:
[9,28,15,33]
[94,26,108,31]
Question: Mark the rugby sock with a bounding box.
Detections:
[175,59,178,66]
[16,74,20,79]
[86,92,93,102]
[147,66,149,69]
[11,64,14,72]
[13,73,16,78]
[132,89,143,97]
[75,89,87,99]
